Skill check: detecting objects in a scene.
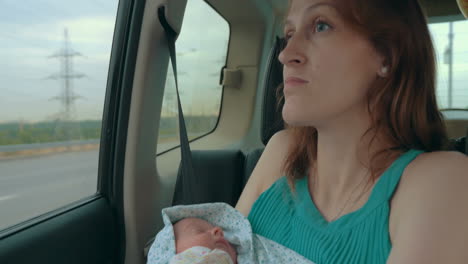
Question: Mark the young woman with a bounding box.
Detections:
[236,0,468,263]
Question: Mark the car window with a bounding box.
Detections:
[0,1,118,230]
[429,20,468,110]
[156,0,230,154]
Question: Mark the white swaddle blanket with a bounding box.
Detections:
[147,203,315,264]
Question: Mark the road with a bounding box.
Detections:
[0,150,99,230]
[0,141,177,230]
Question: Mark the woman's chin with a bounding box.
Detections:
[282,111,310,127]
[282,107,323,127]
[282,100,313,125]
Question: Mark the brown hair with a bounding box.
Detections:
[281,0,447,188]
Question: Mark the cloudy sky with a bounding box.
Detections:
[0,0,467,123]
[0,0,119,122]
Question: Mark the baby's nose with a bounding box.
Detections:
[211,226,224,237]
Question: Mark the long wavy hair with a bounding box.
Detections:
[281,0,448,188]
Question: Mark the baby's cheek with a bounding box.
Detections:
[229,245,238,263]
[194,235,216,250]
[176,239,198,253]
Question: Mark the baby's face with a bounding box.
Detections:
[173,218,237,263]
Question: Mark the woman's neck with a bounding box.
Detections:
[311,109,386,205]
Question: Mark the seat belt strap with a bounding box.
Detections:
[158,6,196,202]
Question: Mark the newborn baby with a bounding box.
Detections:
[170,217,237,264]
[147,203,315,264]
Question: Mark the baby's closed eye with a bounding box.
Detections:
[188,225,206,235]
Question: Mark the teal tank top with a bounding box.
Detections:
[248,149,423,264]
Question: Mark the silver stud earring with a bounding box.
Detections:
[381,66,388,75]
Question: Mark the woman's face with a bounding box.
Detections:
[279,0,385,128]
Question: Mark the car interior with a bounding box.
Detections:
[0,0,466,264]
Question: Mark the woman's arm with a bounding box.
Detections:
[387,151,468,264]
[236,130,291,216]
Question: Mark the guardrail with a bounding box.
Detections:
[0,139,101,152]
[0,133,196,158]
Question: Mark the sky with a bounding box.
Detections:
[0,0,467,123]
[0,0,120,123]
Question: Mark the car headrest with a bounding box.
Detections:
[448,136,467,154]
[261,37,285,145]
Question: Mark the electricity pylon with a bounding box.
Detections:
[46,28,85,141]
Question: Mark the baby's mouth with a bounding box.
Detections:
[215,238,232,252]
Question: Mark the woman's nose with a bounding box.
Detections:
[278,36,307,67]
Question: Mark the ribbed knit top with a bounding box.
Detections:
[248,149,423,264]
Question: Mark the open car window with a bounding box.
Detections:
[0,0,118,231]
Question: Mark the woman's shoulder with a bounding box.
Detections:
[253,129,293,192]
[404,150,467,184]
[398,150,468,205]
[389,151,468,261]
[235,130,292,216]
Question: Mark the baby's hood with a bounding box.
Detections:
[147,203,255,264]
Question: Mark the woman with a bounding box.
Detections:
[236,0,468,263]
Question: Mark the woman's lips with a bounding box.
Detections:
[284,77,309,94]
[285,77,308,85]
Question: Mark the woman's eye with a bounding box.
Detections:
[315,21,331,33]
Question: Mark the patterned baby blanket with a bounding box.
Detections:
[147,203,315,264]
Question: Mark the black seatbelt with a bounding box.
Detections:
[158,6,196,203]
